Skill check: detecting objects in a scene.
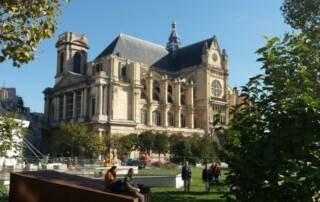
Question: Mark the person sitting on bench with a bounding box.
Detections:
[123,168,145,202]
[105,166,123,192]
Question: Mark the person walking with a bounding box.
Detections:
[181,161,192,193]
[211,162,221,184]
[123,168,145,202]
[202,165,212,192]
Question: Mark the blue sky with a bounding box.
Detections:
[0,0,291,113]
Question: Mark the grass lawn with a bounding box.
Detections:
[151,167,228,202]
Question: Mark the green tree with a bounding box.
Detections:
[0,112,25,158]
[0,0,65,67]
[49,123,106,158]
[224,34,320,202]
[281,0,320,32]
[152,132,169,161]
[138,131,154,155]
[224,1,320,201]
[169,133,193,163]
[112,133,138,161]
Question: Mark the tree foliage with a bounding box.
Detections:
[224,32,320,201]
[49,123,106,158]
[168,133,218,163]
[281,0,320,32]
[152,132,169,160]
[111,133,138,160]
[137,131,155,155]
[0,112,25,157]
[0,0,63,67]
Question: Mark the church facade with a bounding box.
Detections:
[43,23,241,138]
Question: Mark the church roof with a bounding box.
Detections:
[95,33,216,72]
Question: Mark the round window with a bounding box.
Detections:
[211,80,222,97]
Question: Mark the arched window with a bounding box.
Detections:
[211,80,222,97]
[140,79,146,99]
[73,52,82,73]
[59,52,64,74]
[120,63,128,82]
[180,83,186,105]
[167,85,173,103]
[140,109,147,124]
[181,114,186,128]
[152,110,161,126]
[168,112,174,127]
[153,80,160,101]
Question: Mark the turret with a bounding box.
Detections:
[55,32,89,83]
[166,22,181,53]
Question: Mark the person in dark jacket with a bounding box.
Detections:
[181,161,192,193]
[202,166,212,192]
[211,162,221,184]
[123,168,145,202]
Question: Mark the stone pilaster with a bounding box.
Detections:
[187,81,194,128]
[72,91,76,119]
[44,96,50,123]
[174,106,181,128]
[146,73,153,126]
[132,88,139,121]
[55,97,59,121]
[103,85,108,115]
[83,88,88,118]
[98,84,103,115]
[108,85,113,119]
[63,94,67,120]
[160,75,168,127]
[173,79,181,128]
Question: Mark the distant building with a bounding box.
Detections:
[0,87,16,100]
[0,87,30,118]
[43,23,242,139]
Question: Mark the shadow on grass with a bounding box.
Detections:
[151,190,227,202]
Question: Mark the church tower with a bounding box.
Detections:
[55,32,89,83]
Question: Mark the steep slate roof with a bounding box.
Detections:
[95,33,215,72]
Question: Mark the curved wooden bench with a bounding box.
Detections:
[9,170,139,202]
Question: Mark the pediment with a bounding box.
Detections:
[54,72,87,90]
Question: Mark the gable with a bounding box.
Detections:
[54,72,87,90]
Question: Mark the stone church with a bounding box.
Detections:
[43,23,242,139]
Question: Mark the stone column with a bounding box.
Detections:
[132,88,139,121]
[80,89,84,117]
[108,85,113,119]
[95,85,99,115]
[72,91,76,119]
[55,97,59,121]
[187,81,194,128]
[160,76,168,127]
[95,84,104,116]
[63,94,67,120]
[44,96,50,123]
[83,88,88,117]
[173,79,181,128]
[103,85,108,115]
[146,73,153,126]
